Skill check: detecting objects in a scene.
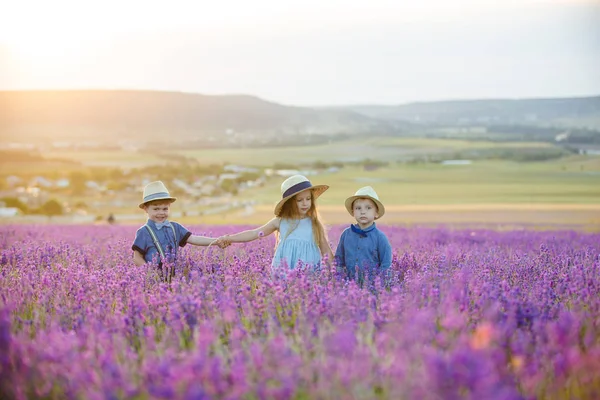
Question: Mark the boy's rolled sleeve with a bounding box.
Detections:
[173,222,192,247]
[132,228,151,258]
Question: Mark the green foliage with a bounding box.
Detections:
[220,179,239,195]
[40,199,63,217]
[105,180,130,191]
[311,160,344,169]
[0,197,29,213]
[237,172,261,182]
[73,201,87,209]
[362,158,389,167]
[272,162,298,170]
[88,167,109,182]
[69,171,89,194]
[402,146,575,164]
[565,129,600,144]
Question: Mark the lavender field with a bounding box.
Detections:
[1,224,599,399]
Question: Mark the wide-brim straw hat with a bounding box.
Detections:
[138,181,177,209]
[274,175,329,216]
[344,186,385,219]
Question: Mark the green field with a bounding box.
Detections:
[238,158,600,206]
[27,137,562,168]
[2,137,599,228]
[171,137,560,166]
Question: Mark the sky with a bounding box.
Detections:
[0,0,599,106]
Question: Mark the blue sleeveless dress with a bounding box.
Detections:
[272,217,322,271]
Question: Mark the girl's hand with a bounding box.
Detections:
[215,236,231,249]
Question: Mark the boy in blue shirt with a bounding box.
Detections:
[335,186,392,289]
[132,181,225,281]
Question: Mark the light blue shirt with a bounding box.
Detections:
[272,217,321,271]
[335,223,392,285]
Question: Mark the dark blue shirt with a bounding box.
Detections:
[132,219,191,264]
[335,223,392,284]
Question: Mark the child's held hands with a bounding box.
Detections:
[215,235,231,249]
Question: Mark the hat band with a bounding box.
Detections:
[282,181,312,198]
[143,192,171,202]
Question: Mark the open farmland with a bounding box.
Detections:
[2,137,598,229]
[30,137,562,168]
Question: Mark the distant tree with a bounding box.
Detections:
[74,201,88,209]
[220,179,238,195]
[272,162,298,170]
[69,171,89,194]
[106,180,129,191]
[108,168,125,180]
[40,199,63,217]
[237,172,261,182]
[89,167,109,182]
[312,160,328,169]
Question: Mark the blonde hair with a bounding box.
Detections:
[275,189,328,248]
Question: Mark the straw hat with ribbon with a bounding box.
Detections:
[274,175,329,216]
[138,181,177,209]
[344,186,385,219]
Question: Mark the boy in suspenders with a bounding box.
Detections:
[132,181,227,281]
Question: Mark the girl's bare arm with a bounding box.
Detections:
[186,235,219,246]
[220,218,280,244]
[319,236,335,266]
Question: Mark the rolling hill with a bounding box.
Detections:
[1,91,599,145]
[338,96,600,128]
[0,90,392,143]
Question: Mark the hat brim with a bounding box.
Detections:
[274,185,329,216]
[139,196,177,209]
[345,195,385,219]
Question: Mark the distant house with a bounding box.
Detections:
[555,131,570,142]
[0,207,21,217]
[298,170,317,176]
[441,160,472,165]
[275,169,300,177]
[85,181,101,189]
[218,173,240,182]
[199,184,216,196]
[224,164,259,173]
[172,179,194,193]
[55,178,70,188]
[30,176,53,188]
[6,176,21,187]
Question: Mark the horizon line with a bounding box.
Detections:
[2,88,599,108]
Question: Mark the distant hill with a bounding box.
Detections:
[0,90,392,143]
[2,91,599,145]
[338,96,600,129]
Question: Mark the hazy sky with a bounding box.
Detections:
[1,0,599,106]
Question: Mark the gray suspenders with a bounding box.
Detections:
[144,223,177,281]
[144,223,176,258]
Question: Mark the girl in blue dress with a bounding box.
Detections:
[218,175,334,274]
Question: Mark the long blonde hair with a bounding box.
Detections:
[275,189,328,248]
